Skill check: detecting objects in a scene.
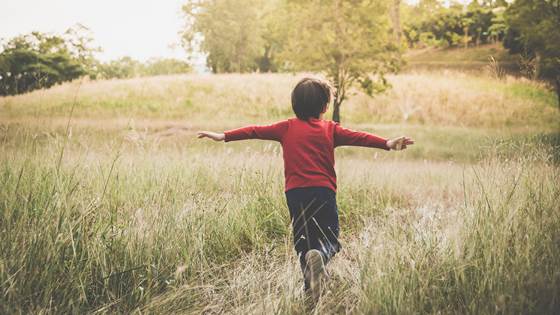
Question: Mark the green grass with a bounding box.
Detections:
[1,71,559,313]
[505,81,558,106]
[405,43,520,71]
[1,132,558,314]
[1,72,558,128]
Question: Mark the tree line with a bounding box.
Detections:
[1,0,557,112]
[183,0,401,122]
[401,0,509,48]
[183,0,559,116]
[0,24,191,97]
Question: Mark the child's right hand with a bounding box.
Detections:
[387,136,414,150]
[197,131,225,141]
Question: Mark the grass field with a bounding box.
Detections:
[404,44,521,73]
[1,71,559,314]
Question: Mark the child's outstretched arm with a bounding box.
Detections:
[334,124,414,151]
[197,120,289,143]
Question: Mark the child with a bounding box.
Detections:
[197,77,414,303]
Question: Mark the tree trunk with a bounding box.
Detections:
[332,99,341,123]
[476,32,480,46]
[390,0,402,44]
[555,77,560,109]
[534,52,541,80]
[331,66,345,123]
[464,26,469,48]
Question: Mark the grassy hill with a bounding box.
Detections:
[1,71,557,162]
[404,43,521,73]
[1,71,557,128]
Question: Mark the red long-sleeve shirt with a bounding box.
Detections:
[224,118,389,192]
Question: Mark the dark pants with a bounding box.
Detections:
[285,187,341,275]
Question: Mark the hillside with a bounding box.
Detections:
[404,44,521,73]
[1,71,557,129]
[1,71,557,164]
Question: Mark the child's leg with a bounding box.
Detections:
[285,187,341,277]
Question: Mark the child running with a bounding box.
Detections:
[197,77,414,303]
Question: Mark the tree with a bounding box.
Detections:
[0,31,88,96]
[504,0,560,106]
[488,7,507,43]
[97,57,191,79]
[143,58,191,76]
[402,1,463,48]
[255,0,288,72]
[390,0,403,44]
[63,24,101,77]
[465,1,494,47]
[97,56,142,79]
[182,0,268,73]
[282,0,401,122]
[401,0,505,48]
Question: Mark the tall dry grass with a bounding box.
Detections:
[1,71,559,313]
[1,132,558,314]
[1,71,558,129]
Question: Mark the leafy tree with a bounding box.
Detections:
[488,7,507,43]
[182,0,267,73]
[390,0,403,44]
[97,56,142,79]
[402,0,444,47]
[504,0,560,106]
[403,1,464,48]
[402,0,505,48]
[430,6,464,47]
[465,1,494,46]
[0,31,88,96]
[97,57,191,79]
[255,0,288,72]
[143,58,191,76]
[282,0,401,122]
[63,24,101,78]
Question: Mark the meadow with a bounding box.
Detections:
[1,71,559,314]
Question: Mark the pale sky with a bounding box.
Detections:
[0,0,188,62]
[0,0,471,64]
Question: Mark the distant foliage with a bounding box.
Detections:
[0,25,98,96]
[402,0,508,48]
[97,57,191,79]
[142,58,191,76]
[504,0,560,106]
[182,0,275,73]
[0,25,190,95]
[97,57,141,79]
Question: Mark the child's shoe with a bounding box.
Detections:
[304,249,325,304]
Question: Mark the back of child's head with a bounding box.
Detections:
[291,77,332,120]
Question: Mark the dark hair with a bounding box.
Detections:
[291,77,332,120]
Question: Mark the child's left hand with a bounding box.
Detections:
[387,136,414,150]
[197,131,225,141]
